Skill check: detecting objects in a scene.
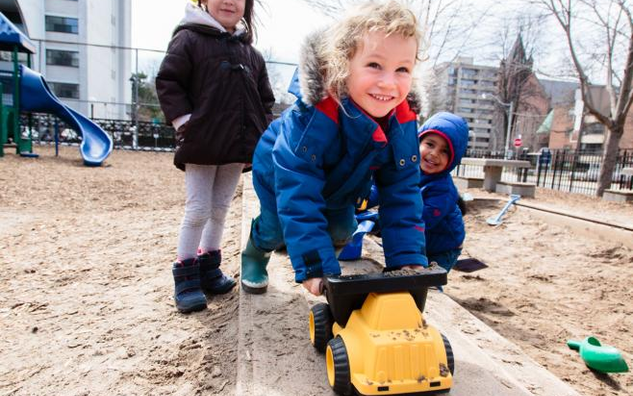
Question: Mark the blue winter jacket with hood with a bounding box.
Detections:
[417,112,468,255]
[251,32,427,282]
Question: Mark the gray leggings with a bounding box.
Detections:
[177,163,243,260]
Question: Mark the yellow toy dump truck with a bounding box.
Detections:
[309,268,453,395]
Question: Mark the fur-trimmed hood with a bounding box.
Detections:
[288,29,422,114]
[174,2,246,37]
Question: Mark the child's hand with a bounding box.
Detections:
[175,122,188,148]
[302,278,323,296]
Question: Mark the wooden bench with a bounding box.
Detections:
[460,158,532,192]
[495,181,536,198]
[453,176,483,190]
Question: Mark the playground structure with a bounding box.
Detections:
[0,12,112,166]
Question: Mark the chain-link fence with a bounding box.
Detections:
[26,39,298,124]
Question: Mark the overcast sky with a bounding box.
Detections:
[132,0,331,61]
[131,0,604,92]
[132,0,334,95]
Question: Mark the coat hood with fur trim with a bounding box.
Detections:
[173,2,246,37]
[288,29,422,114]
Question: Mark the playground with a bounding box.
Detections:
[0,146,631,396]
[0,12,112,167]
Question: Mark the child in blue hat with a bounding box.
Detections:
[414,112,468,273]
[359,111,468,274]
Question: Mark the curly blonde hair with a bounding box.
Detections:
[320,1,422,102]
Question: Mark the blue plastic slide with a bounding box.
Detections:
[19,65,113,166]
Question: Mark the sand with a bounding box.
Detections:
[1,145,631,396]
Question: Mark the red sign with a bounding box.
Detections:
[513,138,522,147]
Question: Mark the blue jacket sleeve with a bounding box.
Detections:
[374,156,428,268]
[272,107,342,282]
[421,180,455,231]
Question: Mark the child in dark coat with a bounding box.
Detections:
[156,0,274,313]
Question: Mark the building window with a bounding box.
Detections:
[0,51,28,62]
[46,49,79,67]
[48,82,80,99]
[45,16,79,34]
[0,75,13,95]
[462,68,478,77]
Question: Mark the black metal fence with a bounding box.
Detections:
[21,113,177,151]
[532,149,633,195]
[18,113,633,196]
[22,109,287,151]
[455,148,633,196]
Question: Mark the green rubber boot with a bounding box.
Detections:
[241,235,271,294]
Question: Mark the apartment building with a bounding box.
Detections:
[0,0,131,119]
[434,57,500,150]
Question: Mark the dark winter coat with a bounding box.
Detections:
[156,14,275,170]
[252,32,427,282]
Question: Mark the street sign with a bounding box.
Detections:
[513,138,522,147]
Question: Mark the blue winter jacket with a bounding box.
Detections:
[252,71,427,282]
[417,112,468,255]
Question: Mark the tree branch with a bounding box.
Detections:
[544,0,615,126]
[614,0,633,125]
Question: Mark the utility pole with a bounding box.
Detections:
[504,100,514,159]
[130,49,139,150]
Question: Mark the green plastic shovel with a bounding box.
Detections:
[567,337,629,373]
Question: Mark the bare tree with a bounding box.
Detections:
[496,32,550,154]
[538,0,633,196]
[261,48,297,105]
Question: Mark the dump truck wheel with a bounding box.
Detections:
[309,303,333,353]
[326,337,352,395]
[442,333,455,375]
